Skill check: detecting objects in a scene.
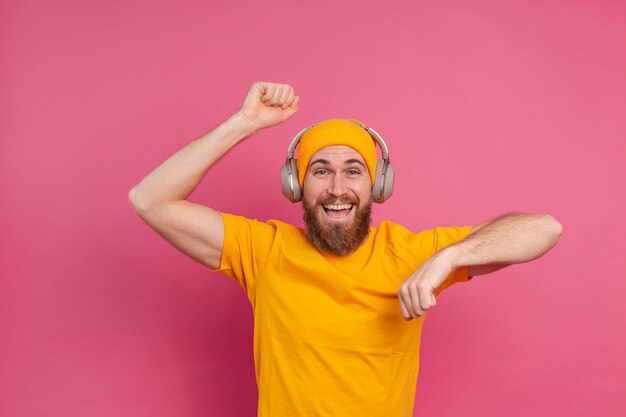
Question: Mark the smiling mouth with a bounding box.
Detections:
[322,203,354,219]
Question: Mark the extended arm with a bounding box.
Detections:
[398,213,562,320]
[128,82,299,269]
[457,213,562,277]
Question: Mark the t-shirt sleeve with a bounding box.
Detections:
[431,225,474,296]
[211,212,276,297]
[387,222,474,296]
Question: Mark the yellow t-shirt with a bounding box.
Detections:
[214,213,473,417]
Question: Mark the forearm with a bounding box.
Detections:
[443,213,563,270]
[129,111,256,211]
[397,213,562,319]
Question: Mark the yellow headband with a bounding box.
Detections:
[296,119,377,187]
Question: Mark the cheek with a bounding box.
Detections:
[303,177,329,194]
[302,182,323,201]
[354,182,372,201]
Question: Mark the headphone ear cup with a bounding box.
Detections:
[291,159,302,202]
[372,161,383,203]
[372,159,395,203]
[281,159,302,202]
[381,162,395,203]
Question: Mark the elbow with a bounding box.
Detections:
[546,214,563,236]
[128,187,173,219]
[128,186,150,214]
[542,214,563,247]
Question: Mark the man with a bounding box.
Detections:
[128,81,562,416]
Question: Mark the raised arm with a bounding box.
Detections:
[128,82,299,269]
[398,213,562,320]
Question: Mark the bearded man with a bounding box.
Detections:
[129,81,562,417]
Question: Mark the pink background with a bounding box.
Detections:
[1,0,624,416]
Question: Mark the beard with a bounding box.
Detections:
[302,194,372,256]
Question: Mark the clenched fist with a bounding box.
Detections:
[397,249,456,320]
[238,81,299,132]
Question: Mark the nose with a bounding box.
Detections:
[328,173,348,197]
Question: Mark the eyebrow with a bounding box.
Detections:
[345,159,367,168]
[309,158,366,168]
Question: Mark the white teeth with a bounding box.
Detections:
[323,204,353,210]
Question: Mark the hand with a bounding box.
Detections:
[238,81,299,132]
[397,249,455,320]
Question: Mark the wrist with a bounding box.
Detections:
[233,110,262,136]
[437,244,463,272]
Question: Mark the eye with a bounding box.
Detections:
[315,169,329,175]
[347,168,361,175]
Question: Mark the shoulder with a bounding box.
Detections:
[373,221,429,265]
[221,213,306,244]
[375,220,472,262]
[376,220,433,246]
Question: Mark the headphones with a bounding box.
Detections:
[280,119,395,203]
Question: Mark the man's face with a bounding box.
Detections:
[302,145,373,255]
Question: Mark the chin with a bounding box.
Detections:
[303,197,372,255]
